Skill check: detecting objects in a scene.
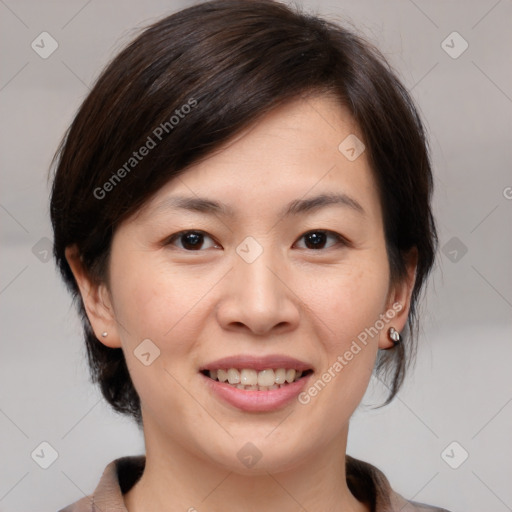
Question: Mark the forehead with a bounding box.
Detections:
[135,94,381,224]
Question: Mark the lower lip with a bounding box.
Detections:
[201,372,312,412]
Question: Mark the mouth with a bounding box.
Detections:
[199,355,314,411]
[200,368,314,391]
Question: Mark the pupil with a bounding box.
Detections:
[306,232,325,249]
[183,232,202,249]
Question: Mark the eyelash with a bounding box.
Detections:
[164,229,350,251]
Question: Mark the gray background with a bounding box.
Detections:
[1,0,511,511]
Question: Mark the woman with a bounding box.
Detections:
[51,0,447,510]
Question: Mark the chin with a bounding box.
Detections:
[200,431,317,476]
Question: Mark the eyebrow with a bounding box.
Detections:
[149,192,365,218]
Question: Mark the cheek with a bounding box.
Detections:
[108,253,220,378]
[312,256,390,345]
[109,254,194,340]
[108,256,203,414]
[302,251,390,399]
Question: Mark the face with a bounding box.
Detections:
[70,94,413,474]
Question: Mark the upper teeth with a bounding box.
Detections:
[209,368,303,386]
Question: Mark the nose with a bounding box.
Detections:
[216,246,301,336]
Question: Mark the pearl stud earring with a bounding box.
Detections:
[388,327,401,345]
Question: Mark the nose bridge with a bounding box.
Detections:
[216,236,300,334]
[234,238,282,303]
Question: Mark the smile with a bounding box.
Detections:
[201,368,312,391]
[199,354,314,411]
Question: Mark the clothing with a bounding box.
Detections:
[58,455,451,512]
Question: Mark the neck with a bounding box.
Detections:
[124,423,368,512]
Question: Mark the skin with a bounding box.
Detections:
[67,94,416,512]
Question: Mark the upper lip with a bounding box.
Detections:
[200,354,313,372]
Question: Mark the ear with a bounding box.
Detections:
[379,247,418,350]
[65,245,122,349]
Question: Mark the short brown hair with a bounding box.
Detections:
[50,0,437,427]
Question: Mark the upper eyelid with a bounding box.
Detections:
[165,230,218,246]
[294,230,350,248]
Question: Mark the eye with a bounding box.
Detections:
[165,230,219,251]
[294,230,348,250]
